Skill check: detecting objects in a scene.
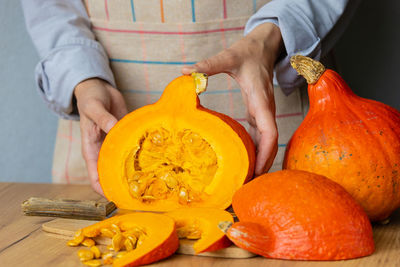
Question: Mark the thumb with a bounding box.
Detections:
[182,50,239,76]
[85,100,118,133]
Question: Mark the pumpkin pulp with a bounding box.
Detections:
[125,127,218,204]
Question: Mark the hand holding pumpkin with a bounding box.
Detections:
[182,22,283,175]
[74,78,128,195]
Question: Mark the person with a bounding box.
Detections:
[21,0,359,195]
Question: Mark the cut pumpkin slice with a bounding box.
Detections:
[166,207,233,254]
[69,212,179,266]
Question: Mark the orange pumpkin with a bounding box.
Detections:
[69,213,179,266]
[166,207,233,254]
[225,170,374,260]
[98,73,255,211]
[283,55,400,221]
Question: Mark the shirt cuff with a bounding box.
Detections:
[35,38,115,120]
[245,1,322,95]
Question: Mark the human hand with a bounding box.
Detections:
[74,78,128,195]
[182,23,283,175]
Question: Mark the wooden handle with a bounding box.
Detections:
[21,197,116,220]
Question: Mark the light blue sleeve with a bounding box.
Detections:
[21,0,115,120]
[245,0,359,95]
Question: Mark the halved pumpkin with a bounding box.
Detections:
[98,73,255,211]
[166,207,233,254]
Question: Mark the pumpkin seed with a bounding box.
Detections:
[112,233,124,252]
[73,229,85,244]
[100,228,114,238]
[160,172,179,189]
[142,195,157,201]
[128,171,144,182]
[66,240,80,247]
[77,249,94,261]
[123,238,133,251]
[111,224,121,234]
[186,229,202,239]
[82,259,102,267]
[178,187,189,204]
[127,235,137,248]
[82,238,95,247]
[90,246,101,259]
[176,223,202,239]
[129,181,141,198]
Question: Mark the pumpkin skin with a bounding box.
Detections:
[165,207,233,254]
[283,55,400,221]
[229,170,374,260]
[80,213,179,267]
[98,74,255,212]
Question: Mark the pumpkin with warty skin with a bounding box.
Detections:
[223,170,374,260]
[283,55,400,221]
[98,73,255,212]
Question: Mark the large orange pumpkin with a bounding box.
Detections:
[226,170,374,260]
[98,73,255,211]
[283,55,400,221]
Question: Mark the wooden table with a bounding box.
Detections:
[0,182,399,267]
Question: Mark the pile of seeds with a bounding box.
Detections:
[175,221,202,240]
[67,224,146,266]
[126,128,218,204]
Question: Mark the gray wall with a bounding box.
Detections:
[0,1,57,183]
[0,0,399,183]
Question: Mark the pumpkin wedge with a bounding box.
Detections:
[166,208,233,254]
[224,170,374,260]
[283,55,400,221]
[68,212,179,266]
[98,73,255,211]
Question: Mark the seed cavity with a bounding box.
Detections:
[125,128,218,204]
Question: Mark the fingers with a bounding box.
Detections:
[255,124,278,175]
[108,85,128,120]
[182,49,240,76]
[82,99,118,133]
[79,116,106,196]
[74,79,128,195]
[87,155,105,196]
[252,97,278,175]
[238,68,278,175]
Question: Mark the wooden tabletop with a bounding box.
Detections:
[0,182,399,267]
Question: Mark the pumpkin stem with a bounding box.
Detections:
[218,221,233,234]
[191,73,208,95]
[290,55,325,84]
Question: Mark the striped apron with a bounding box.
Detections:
[52,0,307,184]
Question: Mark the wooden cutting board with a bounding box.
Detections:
[42,218,256,259]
